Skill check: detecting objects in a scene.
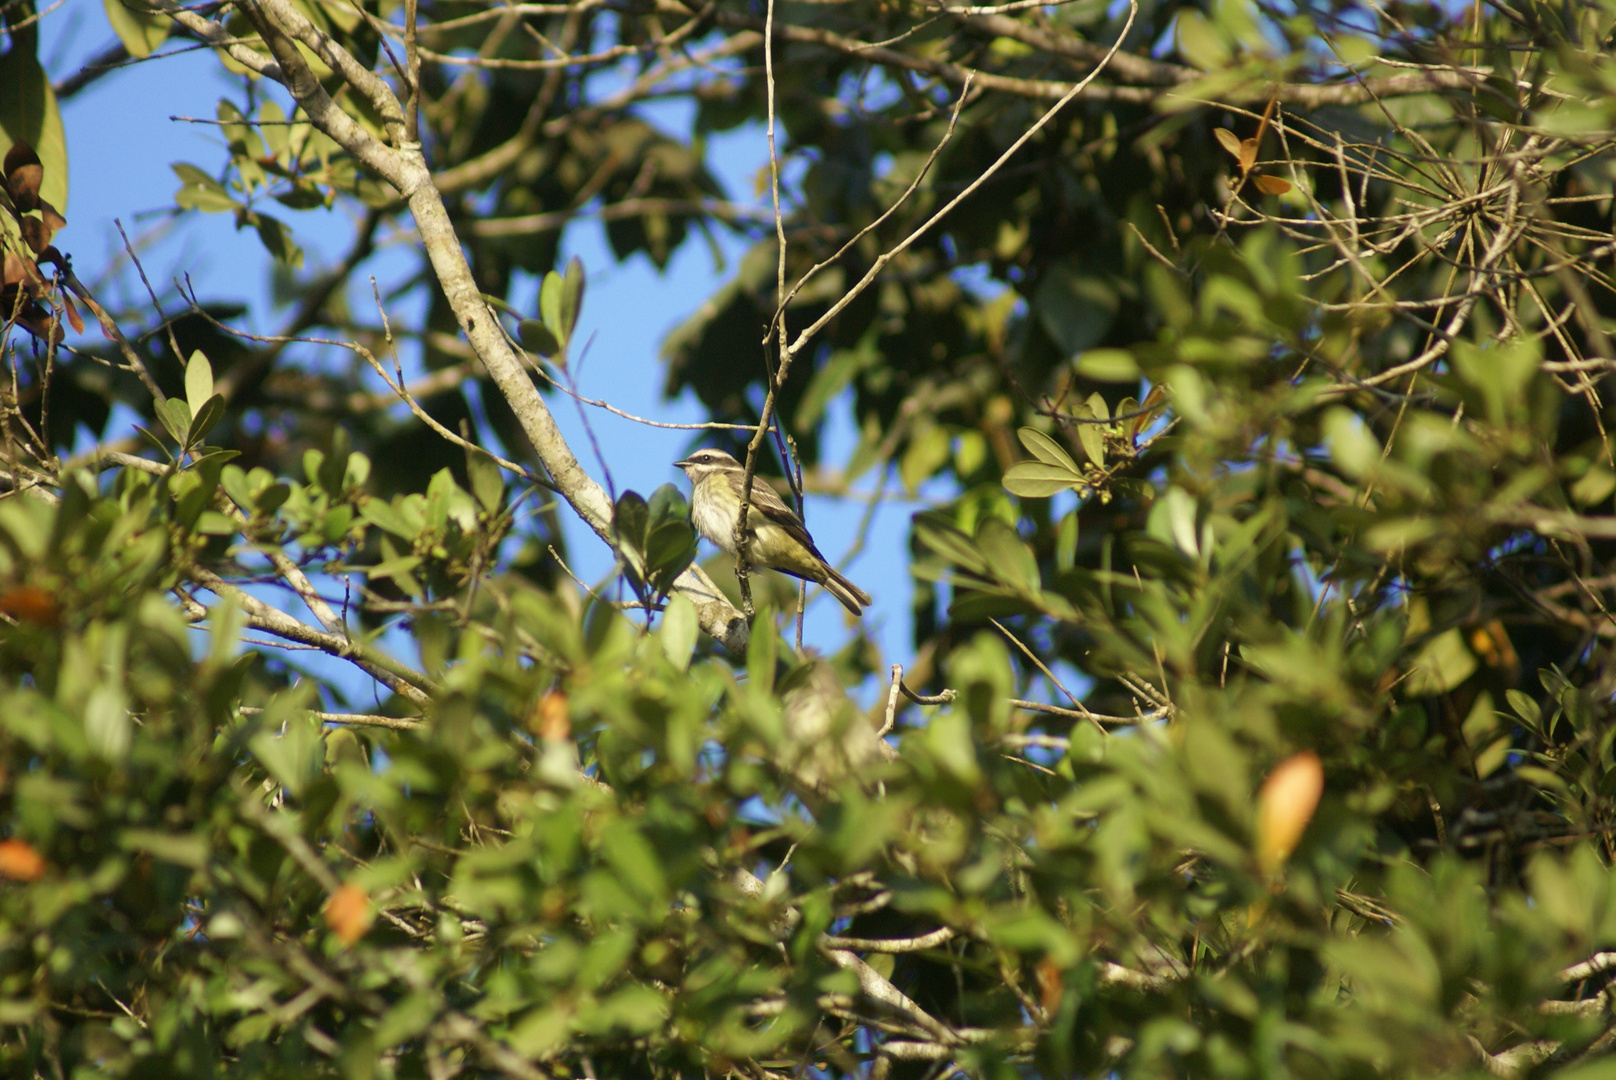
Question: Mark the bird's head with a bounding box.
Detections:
[673,448,742,481]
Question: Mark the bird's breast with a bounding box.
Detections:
[691,480,741,554]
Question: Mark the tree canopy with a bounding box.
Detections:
[4,0,1616,1076]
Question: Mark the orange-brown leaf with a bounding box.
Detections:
[18,217,51,255]
[532,690,570,743]
[1470,619,1518,670]
[37,200,66,233]
[3,141,42,212]
[1213,127,1244,160]
[62,294,83,336]
[1256,751,1323,873]
[324,883,373,945]
[1252,173,1292,195]
[1238,137,1259,174]
[0,585,59,627]
[1035,956,1064,1014]
[0,839,46,882]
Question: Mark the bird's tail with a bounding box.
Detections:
[821,566,872,616]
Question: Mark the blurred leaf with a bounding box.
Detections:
[1404,629,1478,697]
[521,318,561,358]
[103,0,169,58]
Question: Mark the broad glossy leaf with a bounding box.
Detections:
[157,397,192,446]
[1004,462,1082,498]
[613,490,650,564]
[187,394,225,445]
[1017,427,1080,472]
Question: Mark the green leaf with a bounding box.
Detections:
[1506,689,1541,727]
[1055,510,1078,571]
[1075,418,1105,468]
[914,513,989,575]
[975,518,1039,594]
[561,255,586,341]
[1549,1057,1616,1080]
[172,163,237,213]
[1176,9,1232,69]
[647,483,690,529]
[251,212,302,267]
[1076,348,1141,382]
[1571,465,1616,507]
[1160,486,1199,558]
[644,520,697,595]
[120,828,207,868]
[157,398,192,445]
[900,424,951,494]
[747,609,778,693]
[360,497,413,538]
[103,0,170,59]
[1035,262,1117,356]
[614,490,651,586]
[1322,407,1380,478]
[466,451,504,514]
[1404,629,1478,697]
[255,482,292,515]
[1004,462,1083,498]
[1017,427,1080,472]
[195,511,237,535]
[949,587,1038,622]
[613,490,649,552]
[540,271,566,348]
[520,318,561,358]
[187,394,225,445]
[184,350,214,414]
[797,339,874,430]
[660,595,698,670]
[0,46,68,215]
[249,713,323,798]
[84,683,130,761]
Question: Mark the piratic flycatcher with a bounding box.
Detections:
[674,449,872,616]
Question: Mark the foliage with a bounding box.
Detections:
[4,0,1616,1076]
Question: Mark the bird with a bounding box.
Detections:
[674,448,872,616]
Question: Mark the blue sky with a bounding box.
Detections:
[38,6,931,695]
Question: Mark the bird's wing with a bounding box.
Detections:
[725,470,823,554]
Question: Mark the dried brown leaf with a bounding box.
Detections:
[3,141,42,211]
[19,217,50,255]
[1238,137,1258,174]
[38,199,66,232]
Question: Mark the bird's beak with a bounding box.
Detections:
[672,459,692,469]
